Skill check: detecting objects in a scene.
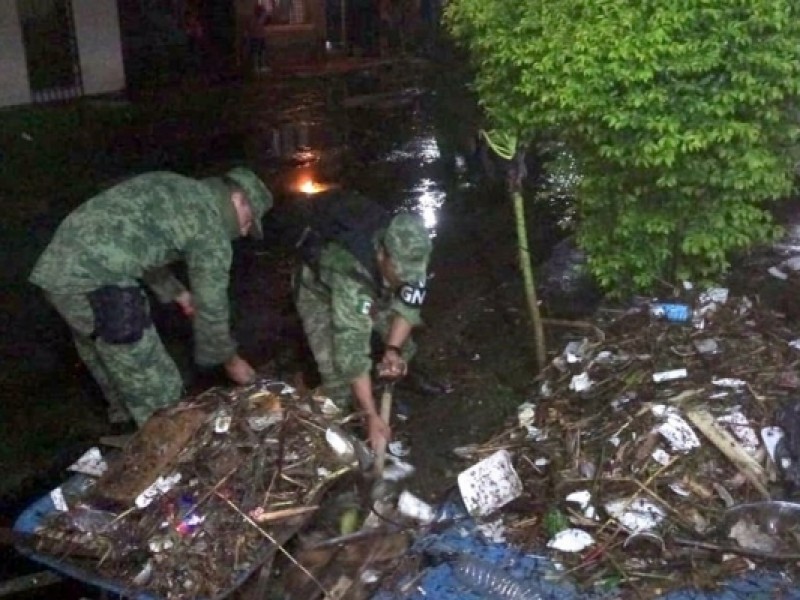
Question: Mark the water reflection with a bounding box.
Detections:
[406,177,445,234]
[382,135,441,165]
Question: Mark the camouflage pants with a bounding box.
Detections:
[295,270,416,409]
[46,290,183,426]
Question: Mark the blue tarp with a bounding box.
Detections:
[373,495,800,600]
[13,474,261,600]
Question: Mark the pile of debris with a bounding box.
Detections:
[454,290,800,597]
[16,381,378,599]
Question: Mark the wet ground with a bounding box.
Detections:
[0,49,571,596]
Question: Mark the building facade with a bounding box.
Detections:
[1,0,126,108]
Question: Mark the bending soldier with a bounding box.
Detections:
[29,167,272,426]
[293,190,432,450]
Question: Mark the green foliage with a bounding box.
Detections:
[445,0,800,293]
[543,507,570,537]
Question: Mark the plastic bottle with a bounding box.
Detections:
[452,554,542,600]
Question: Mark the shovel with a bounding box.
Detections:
[373,380,395,478]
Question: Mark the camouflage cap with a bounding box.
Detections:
[384,213,432,284]
[224,167,273,239]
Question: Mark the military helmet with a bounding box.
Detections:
[384,213,431,284]
[223,167,273,239]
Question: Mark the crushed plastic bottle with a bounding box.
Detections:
[69,506,117,533]
[452,554,542,600]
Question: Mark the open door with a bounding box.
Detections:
[17,0,83,103]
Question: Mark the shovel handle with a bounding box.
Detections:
[373,384,394,476]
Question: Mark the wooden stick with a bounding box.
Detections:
[373,384,394,477]
[685,408,770,499]
[216,493,330,597]
[251,505,319,524]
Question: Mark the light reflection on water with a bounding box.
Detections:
[382,135,441,165]
[405,177,445,235]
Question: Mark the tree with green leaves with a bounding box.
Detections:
[445,0,800,293]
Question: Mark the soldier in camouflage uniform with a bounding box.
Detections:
[29,167,272,426]
[295,211,432,450]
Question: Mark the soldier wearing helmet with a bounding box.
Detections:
[294,194,433,451]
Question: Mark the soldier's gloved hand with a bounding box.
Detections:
[175,291,196,318]
[366,413,392,452]
[378,347,407,380]
[224,354,256,385]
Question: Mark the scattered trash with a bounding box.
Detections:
[650,302,692,323]
[693,339,720,355]
[16,381,361,599]
[389,440,411,457]
[761,427,785,464]
[655,412,701,453]
[768,266,789,280]
[547,528,595,553]
[451,553,542,600]
[67,447,108,477]
[457,450,523,517]
[652,368,687,383]
[604,498,666,533]
[397,490,435,524]
[568,372,593,392]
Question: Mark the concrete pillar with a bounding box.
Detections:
[0,2,32,107]
[72,0,126,96]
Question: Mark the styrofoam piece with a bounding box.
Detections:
[693,339,719,355]
[389,440,411,457]
[382,456,416,482]
[457,449,523,517]
[135,473,181,509]
[790,340,800,351]
[397,490,434,524]
[761,427,785,463]
[652,369,687,383]
[50,487,69,512]
[651,448,672,466]
[547,528,595,552]
[476,518,507,543]
[564,340,587,364]
[717,409,759,453]
[699,287,729,305]
[68,447,108,477]
[566,490,591,509]
[712,378,747,388]
[605,497,666,533]
[769,266,788,280]
[569,372,593,392]
[785,257,800,271]
[320,398,341,415]
[669,482,691,497]
[517,402,536,428]
[656,413,700,453]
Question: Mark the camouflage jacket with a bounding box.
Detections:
[299,236,423,381]
[30,172,238,366]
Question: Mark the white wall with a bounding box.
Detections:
[0,2,32,107]
[72,0,126,96]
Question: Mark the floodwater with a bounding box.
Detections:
[0,56,571,597]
